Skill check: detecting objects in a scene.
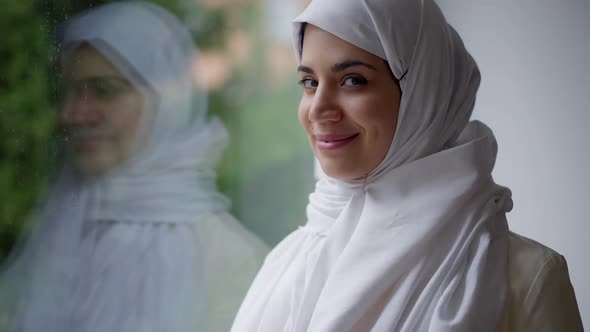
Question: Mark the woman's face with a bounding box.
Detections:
[60,44,148,176]
[298,25,401,181]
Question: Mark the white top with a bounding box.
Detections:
[231,230,584,331]
[504,232,583,331]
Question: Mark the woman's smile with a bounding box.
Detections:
[314,133,359,150]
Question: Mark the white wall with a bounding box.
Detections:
[438,0,590,326]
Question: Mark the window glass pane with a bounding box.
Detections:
[0,0,313,330]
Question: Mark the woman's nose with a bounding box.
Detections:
[60,96,103,126]
[308,86,343,123]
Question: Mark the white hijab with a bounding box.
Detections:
[0,2,228,330]
[232,0,512,331]
[58,1,229,223]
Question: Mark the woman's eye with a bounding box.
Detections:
[298,78,318,89]
[93,85,110,96]
[88,77,131,98]
[342,76,368,87]
[92,83,125,98]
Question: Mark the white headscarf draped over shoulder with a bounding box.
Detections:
[0,2,229,331]
[231,0,513,331]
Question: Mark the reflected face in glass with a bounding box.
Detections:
[297,25,401,181]
[60,44,146,176]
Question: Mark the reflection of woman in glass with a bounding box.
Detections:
[0,2,267,331]
[232,0,583,331]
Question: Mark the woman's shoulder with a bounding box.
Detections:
[508,231,556,258]
[507,231,560,284]
[506,231,584,331]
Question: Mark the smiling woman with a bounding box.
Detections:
[230,0,584,331]
[297,24,401,180]
[60,43,149,177]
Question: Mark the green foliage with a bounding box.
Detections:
[0,0,56,259]
[218,81,313,245]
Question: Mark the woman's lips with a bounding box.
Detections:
[315,133,359,150]
[67,131,113,152]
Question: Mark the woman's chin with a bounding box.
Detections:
[71,150,123,178]
[318,162,366,181]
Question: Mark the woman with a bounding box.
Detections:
[231,0,583,331]
[0,2,267,331]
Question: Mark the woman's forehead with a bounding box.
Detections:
[63,44,123,79]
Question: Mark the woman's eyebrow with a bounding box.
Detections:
[297,60,377,74]
[68,75,132,87]
[93,75,130,84]
[332,59,377,72]
[297,65,314,74]
[68,74,126,81]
